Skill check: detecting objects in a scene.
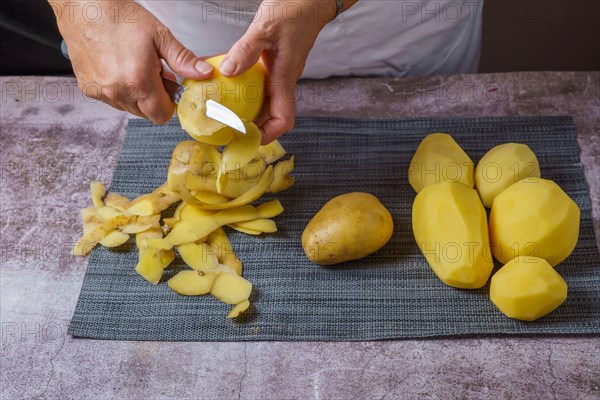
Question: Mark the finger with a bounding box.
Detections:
[137,73,176,124]
[153,25,214,79]
[121,102,148,120]
[94,84,147,119]
[260,77,296,144]
[254,100,271,127]
[220,27,269,77]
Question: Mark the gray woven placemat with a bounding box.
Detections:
[69,116,600,341]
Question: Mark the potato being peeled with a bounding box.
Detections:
[302,192,393,265]
[177,55,265,141]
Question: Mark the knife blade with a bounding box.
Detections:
[161,77,187,104]
[205,99,247,134]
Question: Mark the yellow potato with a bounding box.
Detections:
[412,182,493,289]
[302,192,393,265]
[489,178,580,266]
[168,270,218,296]
[210,271,253,304]
[490,256,568,321]
[408,133,474,193]
[475,143,541,208]
[177,55,265,139]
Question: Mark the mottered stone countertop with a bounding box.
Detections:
[1,72,599,399]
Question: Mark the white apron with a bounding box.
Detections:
[137,0,483,78]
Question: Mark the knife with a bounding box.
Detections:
[61,40,246,134]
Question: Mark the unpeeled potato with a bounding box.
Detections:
[302,192,393,265]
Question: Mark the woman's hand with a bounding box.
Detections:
[219,0,345,144]
[50,0,215,124]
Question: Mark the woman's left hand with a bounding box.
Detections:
[218,0,340,144]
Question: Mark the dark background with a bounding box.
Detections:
[1,0,599,75]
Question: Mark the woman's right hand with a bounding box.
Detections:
[50,0,214,124]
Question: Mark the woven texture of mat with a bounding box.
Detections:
[69,116,600,341]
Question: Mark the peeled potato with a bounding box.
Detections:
[408,133,474,193]
[412,181,493,289]
[490,256,568,321]
[489,178,580,266]
[475,143,540,208]
[302,192,393,265]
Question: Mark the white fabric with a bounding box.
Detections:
[138,0,483,78]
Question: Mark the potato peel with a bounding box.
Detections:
[73,71,294,317]
[90,181,105,209]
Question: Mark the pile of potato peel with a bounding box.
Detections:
[72,137,294,319]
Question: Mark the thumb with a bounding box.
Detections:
[220,28,268,77]
[154,26,214,79]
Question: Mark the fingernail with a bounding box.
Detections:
[195,60,214,74]
[219,58,236,75]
